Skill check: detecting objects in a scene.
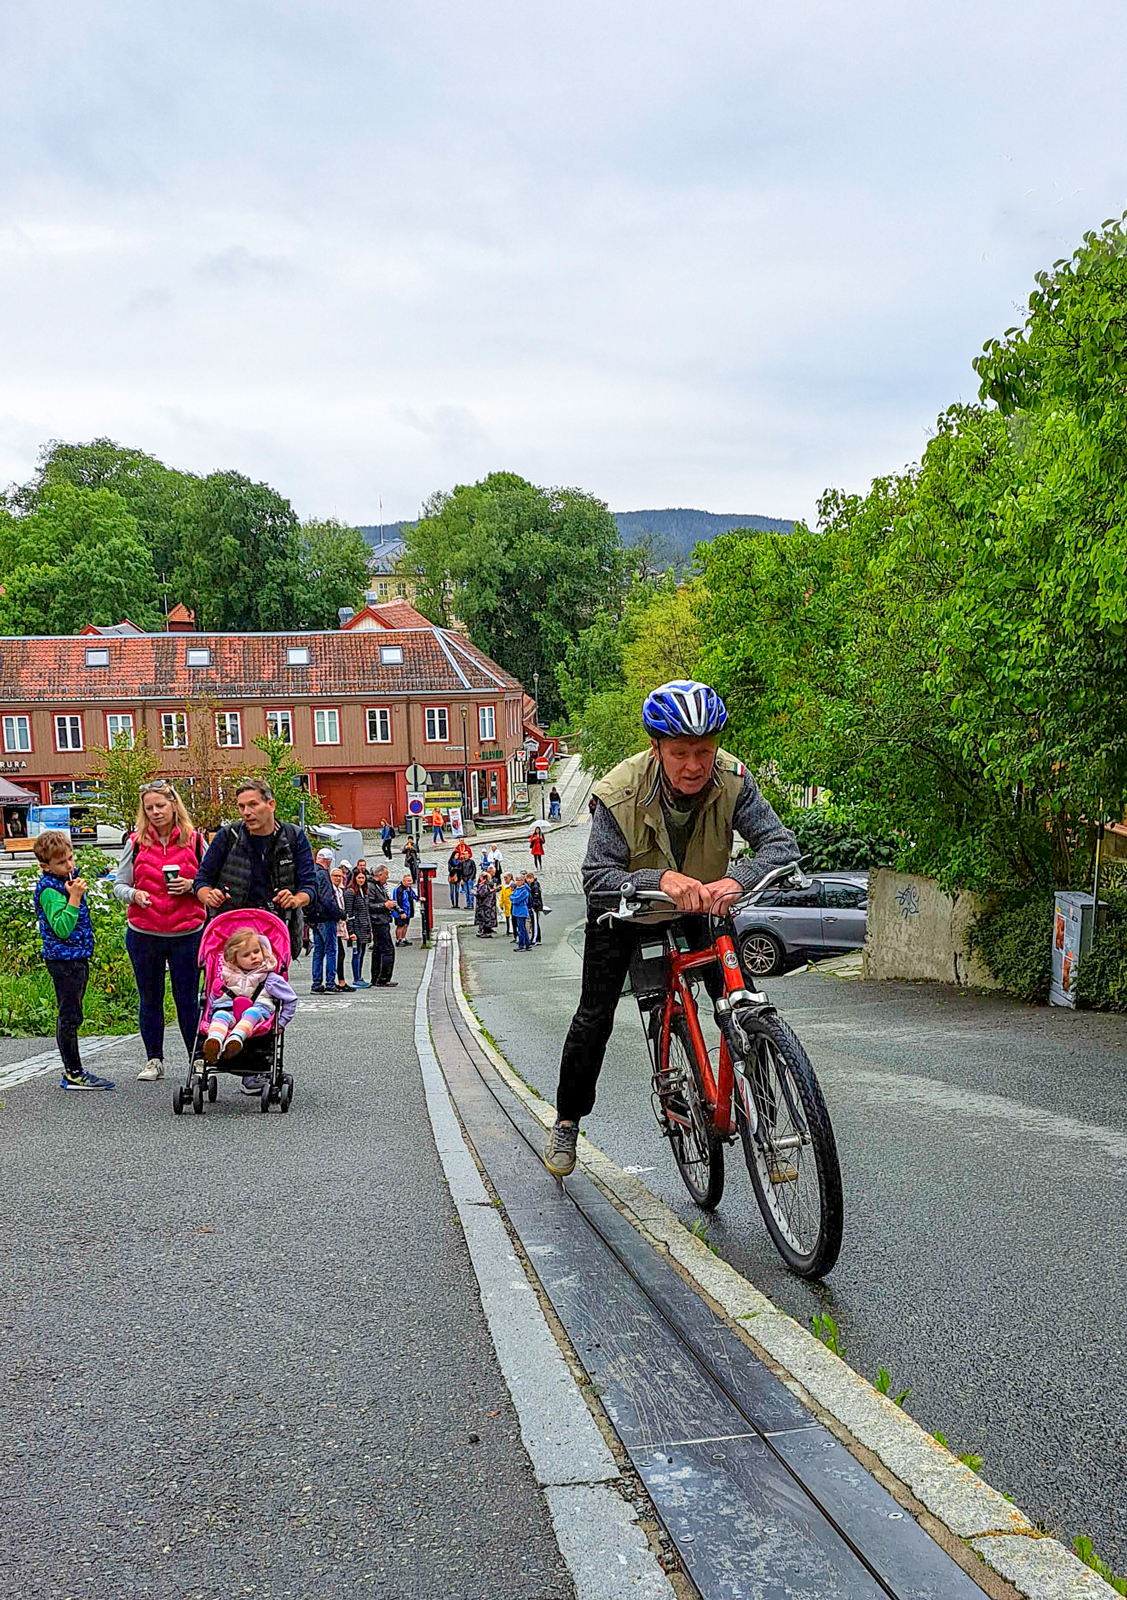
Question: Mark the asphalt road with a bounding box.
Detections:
[464,816,1127,1574]
[0,945,575,1600]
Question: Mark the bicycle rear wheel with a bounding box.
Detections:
[651,1009,724,1210]
[731,1009,842,1278]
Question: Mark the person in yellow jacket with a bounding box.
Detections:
[498,874,514,938]
[543,680,797,1178]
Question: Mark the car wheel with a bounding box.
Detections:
[740,930,785,978]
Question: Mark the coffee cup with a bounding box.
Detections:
[162,863,180,888]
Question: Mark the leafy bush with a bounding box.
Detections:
[1076,867,1127,1011]
[967,893,1054,1003]
[0,847,150,1036]
[787,805,903,874]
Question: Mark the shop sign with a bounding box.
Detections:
[480,747,504,762]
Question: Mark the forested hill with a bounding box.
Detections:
[613,508,793,557]
[360,508,793,557]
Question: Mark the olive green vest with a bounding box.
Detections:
[593,748,746,883]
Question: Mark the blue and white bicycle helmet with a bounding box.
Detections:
[642,680,728,740]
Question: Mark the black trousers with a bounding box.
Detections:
[371,922,395,985]
[46,957,89,1079]
[555,917,719,1123]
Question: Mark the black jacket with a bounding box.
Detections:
[307,864,342,925]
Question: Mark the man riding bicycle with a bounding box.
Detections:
[544,679,798,1178]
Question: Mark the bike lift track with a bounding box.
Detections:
[427,936,987,1600]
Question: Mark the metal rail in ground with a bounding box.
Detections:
[426,936,987,1600]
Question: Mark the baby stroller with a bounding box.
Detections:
[173,907,295,1116]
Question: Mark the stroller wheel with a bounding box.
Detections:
[260,1081,272,1114]
[192,1078,204,1115]
[207,1075,218,1103]
[279,1081,291,1114]
[172,1086,184,1115]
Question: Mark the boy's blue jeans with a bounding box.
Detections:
[45,957,88,1078]
[514,916,530,950]
[311,922,337,987]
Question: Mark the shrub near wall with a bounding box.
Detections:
[0,849,145,1037]
[966,894,1054,1004]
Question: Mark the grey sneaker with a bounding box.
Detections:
[137,1058,164,1081]
[543,1118,579,1178]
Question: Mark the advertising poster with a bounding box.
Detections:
[448,806,464,838]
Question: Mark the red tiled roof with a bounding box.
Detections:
[341,600,433,632]
[167,603,195,624]
[0,627,523,703]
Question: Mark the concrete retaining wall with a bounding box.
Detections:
[863,869,999,988]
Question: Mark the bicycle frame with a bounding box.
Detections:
[656,923,752,1139]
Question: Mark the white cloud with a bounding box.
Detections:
[1,0,1126,525]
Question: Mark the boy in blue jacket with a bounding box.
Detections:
[33,830,115,1090]
[394,874,417,946]
[510,876,532,951]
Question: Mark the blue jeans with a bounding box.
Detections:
[311,922,337,987]
[449,881,460,906]
[462,880,475,908]
[433,826,444,843]
[549,802,560,819]
[126,926,203,1060]
[514,916,530,950]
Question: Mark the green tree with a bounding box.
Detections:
[173,471,301,632]
[404,472,631,721]
[252,733,333,825]
[83,729,163,832]
[293,518,371,629]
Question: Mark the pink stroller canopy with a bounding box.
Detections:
[197,907,293,982]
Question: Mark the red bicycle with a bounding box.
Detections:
[599,862,843,1279]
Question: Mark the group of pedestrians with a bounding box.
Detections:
[307,852,400,993]
[444,832,550,951]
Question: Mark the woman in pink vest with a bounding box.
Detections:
[113,780,207,1081]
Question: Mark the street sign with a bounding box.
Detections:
[407,792,426,818]
[405,763,430,791]
[535,757,551,774]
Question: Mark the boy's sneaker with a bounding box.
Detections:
[137,1058,164,1080]
[543,1118,578,1178]
[60,1071,116,1091]
[310,984,325,994]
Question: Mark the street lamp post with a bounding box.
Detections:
[461,705,469,818]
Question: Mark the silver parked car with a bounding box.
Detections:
[734,872,868,977]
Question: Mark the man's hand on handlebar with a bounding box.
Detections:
[658,871,715,914]
[702,876,744,916]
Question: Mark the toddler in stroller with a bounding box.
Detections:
[173,908,297,1116]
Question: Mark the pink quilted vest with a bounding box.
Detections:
[128,825,207,936]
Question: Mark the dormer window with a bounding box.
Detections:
[380,645,403,665]
[186,646,211,667]
[287,647,310,666]
[85,647,110,667]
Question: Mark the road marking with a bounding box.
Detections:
[0,1034,139,1090]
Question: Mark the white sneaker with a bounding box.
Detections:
[137,1059,164,1081]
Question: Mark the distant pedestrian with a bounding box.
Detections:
[510,874,532,951]
[380,819,394,860]
[529,826,546,869]
[330,867,354,992]
[369,865,398,987]
[528,871,544,944]
[404,838,420,884]
[447,848,462,907]
[394,874,417,946]
[498,873,513,937]
[113,778,206,1082]
[459,847,477,909]
[431,807,445,845]
[344,865,374,987]
[34,830,114,1091]
[474,870,497,938]
[549,786,561,821]
[308,847,340,993]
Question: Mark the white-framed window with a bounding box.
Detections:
[366,706,392,744]
[215,710,242,748]
[376,581,389,598]
[478,705,496,742]
[161,711,188,749]
[105,712,134,748]
[2,714,31,753]
[287,646,310,666]
[425,706,449,742]
[265,709,293,745]
[84,647,110,667]
[313,707,340,745]
[396,582,407,597]
[380,645,403,665]
[54,714,84,752]
[186,646,211,667]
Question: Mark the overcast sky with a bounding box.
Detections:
[2,1,1125,528]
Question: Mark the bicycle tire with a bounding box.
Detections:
[730,1008,843,1278]
[651,1009,724,1210]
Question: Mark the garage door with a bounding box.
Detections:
[317,773,398,829]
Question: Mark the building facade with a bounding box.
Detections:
[0,603,528,828]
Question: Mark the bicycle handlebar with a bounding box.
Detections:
[594,858,810,927]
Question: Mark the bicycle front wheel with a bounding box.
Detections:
[731,1010,843,1278]
[651,1010,724,1210]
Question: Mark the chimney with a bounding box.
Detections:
[338,606,355,628]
